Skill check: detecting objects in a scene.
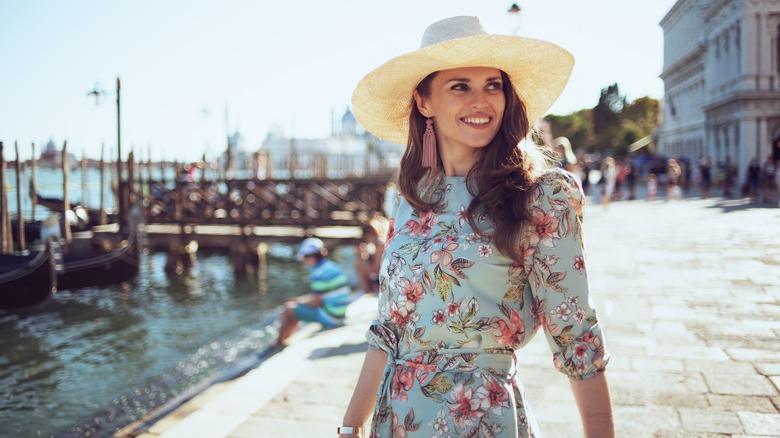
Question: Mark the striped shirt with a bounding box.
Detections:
[310,258,349,294]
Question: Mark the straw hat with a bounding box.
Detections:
[352,16,574,145]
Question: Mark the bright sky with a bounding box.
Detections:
[0,0,677,162]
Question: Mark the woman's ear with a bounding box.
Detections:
[413,89,431,118]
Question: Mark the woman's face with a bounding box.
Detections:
[414,67,506,154]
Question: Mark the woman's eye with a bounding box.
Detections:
[487,81,503,91]
[451,83,469,91]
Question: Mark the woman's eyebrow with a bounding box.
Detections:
[444,76,502,83]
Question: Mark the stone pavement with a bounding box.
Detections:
[124,196,780,438]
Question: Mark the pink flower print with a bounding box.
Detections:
[567,295,579,306]
[385,218,396,244]
[455,205,468,227]
[532,208,561,247]
[552,302,572,321]
[493,309,525,346]
[574,343,588,359]
[465,233,478,246]
[391,365,415,402]
[478,244,493,259]
[573,255,585,273]
[432,412,449,435]
[447,302,460,317]
[574,307,586,324]
[388,300,413,327]
[591,334,606,367]
[581,331,595,343]
[431,242,459,269]
[471,375,511,416]
[447,382,485,428]
[390,412,407,438]
[399,278,425,304]
[406,211,436,237]
[431,309,446,326]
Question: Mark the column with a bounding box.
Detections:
[739,118,758,184]
[760,13,772,89]
[744,13,759,89]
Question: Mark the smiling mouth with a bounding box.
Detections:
[461,117,491,126]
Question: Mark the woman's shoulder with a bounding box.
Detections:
[535,168,584,199]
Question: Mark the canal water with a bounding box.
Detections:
[0,167,362,436]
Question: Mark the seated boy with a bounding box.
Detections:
[274,237,351,347]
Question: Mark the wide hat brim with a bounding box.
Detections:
[352,33,574,145]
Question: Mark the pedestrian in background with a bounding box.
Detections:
[761,155,776,205]
[666,158,683,200]
[647,173,659,201]
[747,158,761,203]
[601,157,617,209]
[698,155,712,199]
[341,16,612,438]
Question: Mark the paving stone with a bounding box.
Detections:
[613,406,679,433]
[678,408,743,434]
[703,373,778,396]
[737,411,780,436]
[771,376,780,393]
[756,363,780,376]
[684,360,757,374]
[707,394,778,413]
[629,358,685,372]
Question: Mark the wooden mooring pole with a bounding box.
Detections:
[0,141,11,254]
[31,143,37,220]
[14,141,25,253]
[61,141,72,245]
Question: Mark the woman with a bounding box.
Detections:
[600,157,617,208]
[340,16,613,438]
[355,219,387,294]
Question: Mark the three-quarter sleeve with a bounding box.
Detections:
[529,169,609,379]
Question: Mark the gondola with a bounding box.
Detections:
[33,192,114,226]
[29,179,116,226]
[0,240,57,309]
[56,227,140,291]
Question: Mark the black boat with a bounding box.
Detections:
[34,192,113,226]
[0,241,57,309]
[30,179,115,226]
[55,228,140,291]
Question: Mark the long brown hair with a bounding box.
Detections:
[398,70,545,262]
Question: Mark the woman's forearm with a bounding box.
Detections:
[569,372,614,438]
[341,347,388,433]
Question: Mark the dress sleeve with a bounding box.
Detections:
[528,169,609,379]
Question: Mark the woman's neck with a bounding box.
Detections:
[439,146,482,176]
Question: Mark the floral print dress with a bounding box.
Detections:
[366,169,609,438]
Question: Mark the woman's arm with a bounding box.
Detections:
[569,372,614,438]
[339,347,388,437]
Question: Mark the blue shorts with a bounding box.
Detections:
[293,303,344,328]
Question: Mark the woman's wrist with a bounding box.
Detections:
[337,425,363,437]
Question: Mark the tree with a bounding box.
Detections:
[544,83,659,157]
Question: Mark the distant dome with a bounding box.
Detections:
[341,108,357,135]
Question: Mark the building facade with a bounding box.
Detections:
[658,0,780,182]
[260,108,404,179]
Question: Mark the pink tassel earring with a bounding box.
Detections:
[422,118,438,169]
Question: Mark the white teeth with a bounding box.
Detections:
[462,117,490,125]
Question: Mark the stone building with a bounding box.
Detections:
[658,0,780,182]
[260,108,404,179]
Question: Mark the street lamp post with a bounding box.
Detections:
[87,77,126,232]
[507,3,522,35]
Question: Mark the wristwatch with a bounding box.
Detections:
[337,426,362,436]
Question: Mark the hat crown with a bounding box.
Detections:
[420,16,487,48]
